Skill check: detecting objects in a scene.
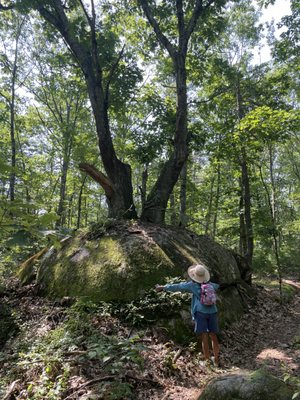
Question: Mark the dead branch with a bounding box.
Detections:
[79,162,114,198]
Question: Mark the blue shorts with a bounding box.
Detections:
[194,312,219,334]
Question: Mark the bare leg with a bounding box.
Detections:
[201,333,210,361]
[209,333,220,366]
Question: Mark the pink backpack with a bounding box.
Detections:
[200,283,217,306]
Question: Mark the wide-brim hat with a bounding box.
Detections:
[188,264,210,283]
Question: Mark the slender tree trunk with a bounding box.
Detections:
[236,81,254,265]
[56,103,73,228]
[67,192,74,229]
[169,192,177,225]
[212,161,221,239]
[84,197,88,226]
[9,23,22,202]
[259,145,283,302]
[205,174,215,235]
[239,178,247,255]
[241,149,253,265]
[268,144,283,301]
[77,175,87,229]
[56,156,69,227]
[179,161,187,227]
[140,165,148,211]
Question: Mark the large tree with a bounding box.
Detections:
[0,0,231,224]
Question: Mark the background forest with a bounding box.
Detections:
[1,0,300,282]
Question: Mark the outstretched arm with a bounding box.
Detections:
[155,281,194,293]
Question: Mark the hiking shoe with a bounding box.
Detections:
[199,359,212,370]
[211,356,219,367]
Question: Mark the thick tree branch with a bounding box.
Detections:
[176,0,185,43]
[185,0,204,44]
[78,0,93,30]
[138,0,176,59]
[79,162,114,198]
[36,1,91,76]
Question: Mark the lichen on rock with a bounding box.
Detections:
[197,369,294,400]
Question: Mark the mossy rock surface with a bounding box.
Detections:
[36,221,253,327]
[198,369,294,400]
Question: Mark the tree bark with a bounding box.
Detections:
[239,177,247,255]
[140,165,148,211]
[179,161,187,227]
[169,191,177,225]
[212,160,221,239]
[139,0,207,223]
[77,175,87,229]
[56,103,73,227]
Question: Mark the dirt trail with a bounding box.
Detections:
[221,279,300,376]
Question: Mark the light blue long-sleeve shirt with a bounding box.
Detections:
[164,281,219,318]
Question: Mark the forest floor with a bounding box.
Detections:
[1,277,300,400]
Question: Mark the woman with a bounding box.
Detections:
[155,263,220,367]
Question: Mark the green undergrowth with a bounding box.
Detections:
[108,279,190,326]
[0,280,190,400]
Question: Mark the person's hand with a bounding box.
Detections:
[155,284,165,292]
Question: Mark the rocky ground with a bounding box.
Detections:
[1,278,299,400]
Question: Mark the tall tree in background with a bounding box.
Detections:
[191,0,262,264]
[0,12,26,203]
[26,43,89,228]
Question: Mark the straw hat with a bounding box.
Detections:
[188,264,210,283]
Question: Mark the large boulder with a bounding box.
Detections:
[197,369,294,400]
[36,220,254,325]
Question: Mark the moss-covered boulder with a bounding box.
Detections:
[198,369,294,400]
[36,221,254,326]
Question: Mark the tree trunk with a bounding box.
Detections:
[139,0,205,223]
[36,1,137,220]
[169,192,177,225]
[9,22,22,202]
[140,165,148,211]
[212,161,221,239]
[241,150,253,265]
[236,81,253,266]
[179,161,188,227]
[259,146,283,302]
[77,175,87,229]
[56,156,69,227]
[141,52,188,223]
[239,178,247,255]
[33,0,207,223]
